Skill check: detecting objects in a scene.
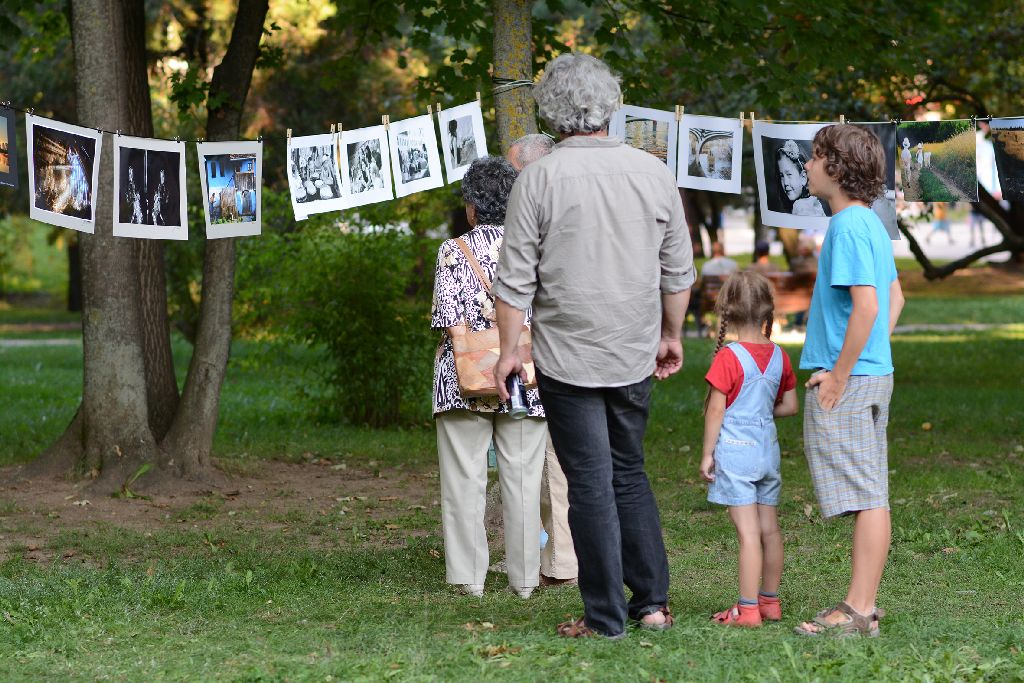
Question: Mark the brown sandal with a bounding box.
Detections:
[793,601,882,637]
[637,606,674,631]
[556,617,599,638]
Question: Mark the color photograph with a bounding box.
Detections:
[388,114,444,198]
[752,120,831,231]
[990,117,1024,201]
[0,106,18,189]
[437,100,488,183]
[113,136,187,240]
[677,114,743,194]
[896,119,978,202]
[340,124,394,207]
[609,104,678,172]
[197,140,263,239]
[26,114,102,233]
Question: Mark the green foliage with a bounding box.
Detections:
[275,223,437,427]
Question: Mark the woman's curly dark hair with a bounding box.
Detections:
[812,125,886,204]
[461,156,518,225]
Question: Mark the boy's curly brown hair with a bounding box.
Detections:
[811,125,886,204]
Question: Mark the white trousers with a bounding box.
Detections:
[540,435,579,579]
[436,410,546,588]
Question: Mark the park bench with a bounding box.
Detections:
[686,271,816,335]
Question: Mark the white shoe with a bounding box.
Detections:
[460,584,484,597]
[510,586,535,599]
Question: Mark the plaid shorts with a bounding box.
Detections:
[803,373,893,519]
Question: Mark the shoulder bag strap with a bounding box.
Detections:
[454,237,492,293]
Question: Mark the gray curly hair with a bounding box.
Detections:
[533,53,621,135]
[461,156,518,225]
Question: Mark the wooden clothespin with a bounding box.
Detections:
[330,124,336,134]
[840,114,846,124]
[427,104,433,116]
[286,128,292,146]
[436,102,442,114]
[337,122,343,136]
[382,115,390,129]
[475,91,481,103]
[675,105,684,121]
[618,95,624,108]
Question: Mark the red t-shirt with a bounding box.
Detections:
[705,342,796,408]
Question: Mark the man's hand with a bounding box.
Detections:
[699,453,715,482]
[494,352,525,402]
[654,337,684,380]
[806,370,847,411]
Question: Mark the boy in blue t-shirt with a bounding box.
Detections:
[794,125,905,638]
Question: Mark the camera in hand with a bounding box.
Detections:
[505,374,528,420]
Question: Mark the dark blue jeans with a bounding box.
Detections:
[537,370,670,637]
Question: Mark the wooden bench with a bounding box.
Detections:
[685,271,816,335]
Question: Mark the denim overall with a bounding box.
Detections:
[707,342,783,507]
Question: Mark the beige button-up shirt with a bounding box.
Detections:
[493,135,695,387]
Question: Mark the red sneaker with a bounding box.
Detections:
[758,594,782,621]
[712,603,762,627]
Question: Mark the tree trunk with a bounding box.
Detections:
[71,0,161,491]
[123,0,180,440]
[492,0,537,153]
[161,0,268,476]
[66,238,82,312]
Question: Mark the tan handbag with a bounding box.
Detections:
[449,238,537,397]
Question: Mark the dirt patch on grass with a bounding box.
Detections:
[900,264,1024,297]
[0,459,442,563]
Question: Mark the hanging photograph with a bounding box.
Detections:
[896,119,978,202]
[437,100,488,183]
[340,124,394,207]
[26,114,103,233]
[197,140,263,239]
[113,135,187,240]
[287,132,348,220]
[677,114,742,194]
[609,105,678,172]
[753,121,831,231]
[853,121,900,239]
[989,117,1024,201]
[388,114,444,198]
[0,106,18,189]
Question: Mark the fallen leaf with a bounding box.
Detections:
[803,504,814,519]
[62,550,76,559]
[921,422,933,431]
[26,543,39,551]
[639,640,653,648]
[942,547,959,554]
[428,549,441,558]
[385,524,399,530]
[72,499,90,506]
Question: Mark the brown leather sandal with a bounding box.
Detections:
[793,601,882,637]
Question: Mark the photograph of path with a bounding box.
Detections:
[990,118,1024,201]
[897,120,978,201]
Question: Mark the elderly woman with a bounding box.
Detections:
[431,156,547,599]
[492,54,694,638]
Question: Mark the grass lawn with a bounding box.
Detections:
[1,287,1023,679]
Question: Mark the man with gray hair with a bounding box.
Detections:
[507,133,555,171]
[505,134,578,590]
[493,53,694,639]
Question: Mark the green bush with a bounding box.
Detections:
[281,223,438,427]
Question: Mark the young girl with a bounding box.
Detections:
[700,271,799,627]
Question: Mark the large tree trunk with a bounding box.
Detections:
[492,0,537,152]
[161,0,269,476]
[70,0,161,491]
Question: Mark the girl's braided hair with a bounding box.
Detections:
[703,271,776,414]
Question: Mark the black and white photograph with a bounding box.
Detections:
[113,135,187,240]
[853,121,900,239]
[26,114,103,233]
[197,140,263,239]
[609,104,678,173]
[340,124,393,207]
[287,133,348,221]
[1,106,18,189]
[388,114,444,198]
[677,114,743,194]
[752,121,831,231]
[437,100,488,183]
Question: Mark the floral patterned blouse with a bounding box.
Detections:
[431,224,545,417]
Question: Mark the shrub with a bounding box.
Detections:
[282,223,438,427]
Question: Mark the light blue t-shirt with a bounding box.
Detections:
[799,205,897,375]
